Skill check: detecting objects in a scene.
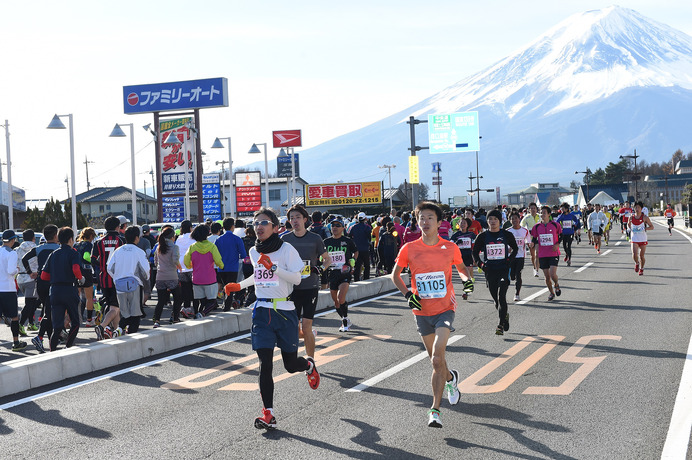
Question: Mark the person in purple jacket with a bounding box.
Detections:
[184,225,224,318]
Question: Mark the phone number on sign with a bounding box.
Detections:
[307,197,381,206]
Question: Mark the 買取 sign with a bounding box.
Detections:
[428,112,480,154]
[305,182,382,207]
[123,78,228,114]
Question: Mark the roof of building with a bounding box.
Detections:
[579,183,628,202]
[509,184,572,195]
[675,159,692,170]
[75,186,155,203]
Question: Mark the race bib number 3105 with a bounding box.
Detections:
[415,271,447,299]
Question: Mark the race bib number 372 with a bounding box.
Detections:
[415,271,447,299]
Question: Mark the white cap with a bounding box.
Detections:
[357,212,366,220]
[117,215,131,225]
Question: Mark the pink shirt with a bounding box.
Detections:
[530,221,562,258]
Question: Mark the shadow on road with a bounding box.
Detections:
[6,401,111,439]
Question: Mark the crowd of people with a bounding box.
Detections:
[0,198,665,429]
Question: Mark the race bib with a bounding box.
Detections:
[632,224,644,233]
[516,238,525,249]
[300,260,311,279]
[562,220,572,229]
[329,250,346,269]
[625,212,631,218]
[486,243,505,260]
[254,265,279,288]
[457,238,472,249]
[415,272,446,299]
[539,233,554,247]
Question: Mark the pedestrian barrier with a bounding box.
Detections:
[0,274,407,398]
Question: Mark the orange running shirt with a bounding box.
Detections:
[664,209,676,218]
[395,238,462,316]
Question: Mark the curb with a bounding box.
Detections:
[0,274,406,398]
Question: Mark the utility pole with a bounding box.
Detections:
[143,179,148,223]
[84,156,95,190]
[407,116,429,208]
[65,175,69,200]
[379,164,396,211]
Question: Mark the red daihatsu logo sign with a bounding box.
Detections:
[272,129,302,148]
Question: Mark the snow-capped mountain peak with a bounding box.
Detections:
[413,5,692,120]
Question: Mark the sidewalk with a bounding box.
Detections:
[0,274,407,398]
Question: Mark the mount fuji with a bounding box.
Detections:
[294,6,692,204]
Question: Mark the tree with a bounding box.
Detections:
[604,159,628,183]
[64,202,89,229]
[42,198,66,227]
[418,183,430,202]
[682,184,692,205]
[569,180,581,192]
[589,168,607,185]
[23,207,44,231]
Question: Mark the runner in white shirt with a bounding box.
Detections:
[507,213,531,301]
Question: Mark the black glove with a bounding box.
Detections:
[405,291,422,310]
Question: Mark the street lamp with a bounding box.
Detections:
[248,142,269,208]
[1,120,13,230]
[379,164,396,211]
[211,137,234,217]
[620,150,640,200]
[109,123,138,225]
[575,169,590,204]
[47,114,78,234]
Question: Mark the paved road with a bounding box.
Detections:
[0,218,690,459]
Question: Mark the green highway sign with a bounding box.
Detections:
[427,111,480,154]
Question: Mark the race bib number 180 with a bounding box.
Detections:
[329,251,345,269]
[415,272,447,299]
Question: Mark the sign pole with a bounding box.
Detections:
[290,147,295,207]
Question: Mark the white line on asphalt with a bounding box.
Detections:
[574,262,593,273]
[0,291,400,411]
[516,288,549,305]
[616,241,622,246]
[346,334,466,393]
[661,331,692,459]
[600,249,612,256]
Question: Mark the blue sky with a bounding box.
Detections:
[1,1,691,200]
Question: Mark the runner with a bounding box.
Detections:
[507,212,531,301]
[555,203,580,266]
[520,203,540,277]
[392,201,474,428]
[16,230,39,334]
[530,206,563,301]
[152,226,183,327]
[1,230,27,351]
[281,205,331,362]
[629,201,654,275]
[603,206,613,246]
[584,203,595,246]
[75,227,97,327]
[472,210,518,335]
[664,204,677,236]
[323,218,357,332]
[587,203,607,255]
[223,207,320,430]
[450,218,476,300]
[92,216,125,341]
[619,201,634,241]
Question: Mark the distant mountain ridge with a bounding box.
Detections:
[253,6,692,203]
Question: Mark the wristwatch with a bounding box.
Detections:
[270,264,277,272]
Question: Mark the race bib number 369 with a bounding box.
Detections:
[254,266,279,288]
[415,271,447,299]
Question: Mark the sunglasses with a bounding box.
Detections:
[252,220,272,227]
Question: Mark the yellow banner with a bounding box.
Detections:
[305,181,382,207]
[409,156,420,184]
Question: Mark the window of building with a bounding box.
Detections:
[99,205,104,213]
[127,204,132,211]
[269,189,282,201]
[106,204,111,211]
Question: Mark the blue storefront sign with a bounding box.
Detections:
[202,174,222,221]
[162,196,185,223]
[123,78,229,114]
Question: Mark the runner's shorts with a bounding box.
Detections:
[251,306,299,352]
[668,218,674,227]
[414,309,455,336]
[0,291,19,318]
[288,288,318,320]
[538,256,559,270]
[328,270,351,291]
[18,281,38,299]
[193,283,218,300]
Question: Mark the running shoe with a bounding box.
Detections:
[339,318,349,332]
[495,324,504,335]
[445,370,460,405]
[169,315,181,324]
[85,318,96,327]
[254,408,277,430]
[195,313,203,320]
[103,327,114,339]
[346,317,352,328]
[59,330,68,344]
[504,313,510,332]
[639,269,643,276]
[513,294,520,302]
[477,266,483,274]
[12,341,27,352]
[18,324,27,337]
[113,327,123,337]
[180,308,194,319]
[563,256,568,262]
[32,336,45,353]
[95,325,104,341]
[153,321,161,328]
[555,286,561,297]
[634,264,639,272]
[567,260,571,267]
[305,357,320,390]
[462,293,468,301]
[533,269,539,278]
[597,250,601,255]
[548,293,555,301]
[428,409,442,428]
[28,324,39,332]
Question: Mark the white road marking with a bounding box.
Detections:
[600,249,612,256]
[574,262,594,273]
[516,288,549,305]
[346,335,465,392]
[616,241,622,246]
[661,331,692,459]
[0,291,400,410]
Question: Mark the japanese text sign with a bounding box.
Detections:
[428,111,480,154]
[305,181,382,207]
[160,117,196,193]
[123,78,228,114]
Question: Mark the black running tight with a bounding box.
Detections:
[256,348,310,409]
[485,269,509,323]
[562,234,574,260]
[154,284,183,322]
[509,258,524,295]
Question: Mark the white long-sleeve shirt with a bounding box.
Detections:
[0,246,18,292]
[107,244,150,286]
[588,211,607,231]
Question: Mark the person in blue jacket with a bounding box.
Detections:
[215,217,247,310]
[555,202,581,266]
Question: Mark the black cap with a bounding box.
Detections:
[2,230,17,242]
